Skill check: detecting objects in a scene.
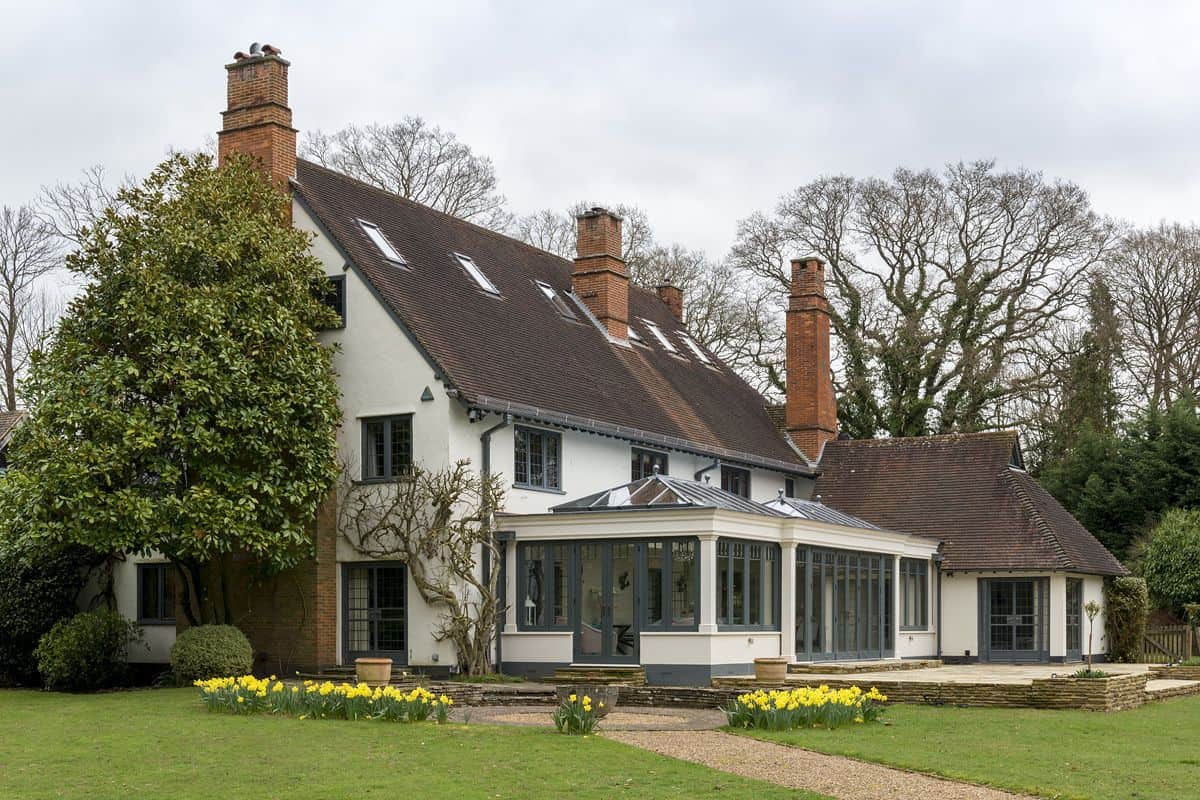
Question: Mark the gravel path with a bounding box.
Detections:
[605,730,1034,800]
[464,704,726,730]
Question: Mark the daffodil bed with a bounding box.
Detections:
[552,692,602,734]
[724,685,887,730]
[194,675,453,723]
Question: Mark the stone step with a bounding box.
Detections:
[1144,679,1200,702]
[788,659,942,675]
[552,665,647,686]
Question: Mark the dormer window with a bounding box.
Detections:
[679,332,711,364]
[358,219,405,265]
[455,253,500,295]
[641,319,679,354]
[535,280,578,320]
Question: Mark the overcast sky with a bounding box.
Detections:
[4,1,1199,257]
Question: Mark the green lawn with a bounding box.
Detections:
[740,696,1200,800]
[0,688,819,800]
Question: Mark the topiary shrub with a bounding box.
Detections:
[1141,508,1200,615]
[34,609,143,691]
[1105,576,1149,662]
[0,543,103,686]
[171,625,254,685]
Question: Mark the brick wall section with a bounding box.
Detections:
[785,257,837,461]
[655,284,684,321]
[572,208,629,340]
[217,54,297,196]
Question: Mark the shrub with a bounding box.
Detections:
[0,544,101,686]
[195,676,452,723]
[552,692,602,735]
[1105,576,1149,662]
[35,610,143,691]
[724,685,887,731]
[171,625,254,685]
[1140,508,1200,615]
[1072,668,1112,679]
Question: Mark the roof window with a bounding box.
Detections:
[640,319,679,354]
[535,280,578,319]
[454,253,500,295]
[679,332,711,364]
[357,219,405,264]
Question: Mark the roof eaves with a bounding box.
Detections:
[474,394,814,477]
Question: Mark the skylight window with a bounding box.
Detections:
[628,326,644,344]
[358,219,405,264]
[454,253,500,295]
[679,332,711,364]
[640,319,679,354]
[535,280,577,319]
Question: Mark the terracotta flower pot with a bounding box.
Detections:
[755,657,790,684]
[355,657,393,687]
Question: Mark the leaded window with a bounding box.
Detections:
[721,465,751,498]
[514,426,561,490]
[361,415,413,481]
[717,538,780,630]
[631,447,668,481]
[517,543,570,629]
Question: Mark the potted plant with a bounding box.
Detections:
[754,656,789,684]
[355,657,393,687]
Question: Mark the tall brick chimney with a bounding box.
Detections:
[218,43,297,193]
[572,208,629,340]
[786,257,837,461]
[656,284,683,322]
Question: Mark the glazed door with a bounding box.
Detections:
[343,563,408,664]
[981,579,1048,662]
[574,542,638,663]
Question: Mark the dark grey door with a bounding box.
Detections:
[343,563,407,664]
[979,578,1048,662]
[574,542,638,664]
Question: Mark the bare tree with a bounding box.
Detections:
[0,206,61,410]
[302,118,512,230]
[731,161,1116,437]
[1106,222,1200,412]
[38,164,130,248]
[339,460,505,675]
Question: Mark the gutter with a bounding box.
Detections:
[480,412,513,672]
[693,459,721,482]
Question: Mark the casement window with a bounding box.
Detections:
[900,558,929,630]
[717,538,780,630]
[517,543,570,630]
[645,539,699,629]
[313,274,345,328]
[137,563,175,625]
[721,465,751,498]
[361,415,414,482]
[631,447,668,481]
[514,426,561,491]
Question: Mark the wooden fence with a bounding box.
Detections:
[1141,624,1197,663]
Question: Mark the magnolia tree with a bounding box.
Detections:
[0,153,342,625]
[339,459,505,676]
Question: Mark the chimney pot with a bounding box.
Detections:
[218,41,297,198]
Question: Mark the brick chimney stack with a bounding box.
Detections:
[572,208,629,340]
[656,284,683,322]
[786,257,837,461]
[218,43,297,194]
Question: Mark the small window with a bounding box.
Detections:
[631,447,669,480]
[514,426,561,491]
[678,332,711,364]
[358,220,405,264]
[784,478,796,498]
[534,280,578,320]
[900,558,929,630]
[361,415,414,481]
[640,319,679,353]
[454,253,500,295]
[721,465,751,498]
[628,325,645,344]
[137,563,175,625]
[313,275,345,328]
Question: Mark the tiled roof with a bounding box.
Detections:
[813,431,1128,575]
[762,495,883,531]
[293,160,810,474]
[553,474,788,517]
[0,411,23,447]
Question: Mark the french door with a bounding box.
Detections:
[980,578,1048,662]
[343,563,407,664]
[574,542,638,664]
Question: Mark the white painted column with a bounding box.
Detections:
[699,534,719,633]
[780,542,797,662]
[1049,572,1066,660]
[503,539,518,633]
[892,557,902,657]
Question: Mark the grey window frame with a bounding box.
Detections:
[631,447,669,481]
[1066,577,1083,657]
[513,425,562,492]
[314,274,346,328]
[137,563,175,625]
[641,537,700,632]
[716,537,781,631]
[359,414,414,483]
[900,557,929,631]
[721,465,751,498]
[515,542,572,631]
